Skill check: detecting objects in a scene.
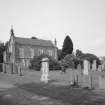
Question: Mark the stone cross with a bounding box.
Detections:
[40,57,49,83]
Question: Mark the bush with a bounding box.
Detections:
[60,54,83,70]
[60,54,75,69]
[29,56,41,71]
[29,54,61,71]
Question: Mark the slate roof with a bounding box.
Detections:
[14,37,55,47]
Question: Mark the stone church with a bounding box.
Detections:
[4,28,58,68]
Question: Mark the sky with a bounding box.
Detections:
[0,0,105,57]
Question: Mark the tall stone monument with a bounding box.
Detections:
[83,60,91,88]
[98,65,102,72]
[83,60,90,75]
[102,62,105,71]
[40,57,49,83]
[92,60,97,71]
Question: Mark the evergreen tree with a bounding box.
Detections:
[61,35,73,58]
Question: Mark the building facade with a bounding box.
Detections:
[4,28,58,68]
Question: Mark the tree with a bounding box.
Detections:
[29,54,61,71]
[80,53,101,65]
[60,54,75,70]
[57,49,62,60]
[76,49,84,57]
[0,42,5,63]
[61,35,73,59]
[4,41,9,51]
[31,36,38,39]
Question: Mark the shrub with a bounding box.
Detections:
[60,54,83,70]
[29,56,41,71]
[29,54,61,71]
[60,54,75,69]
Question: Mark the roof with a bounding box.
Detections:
[14,37,55,47]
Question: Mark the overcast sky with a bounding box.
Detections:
[0,0,105,57]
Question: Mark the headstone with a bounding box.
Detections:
[91,74,99,89]
[3,51,6,63]
[77,64,82,85]
[77,64,82,72]
[102,62,105,71]
[3,63,6,73]
[40,57,49,83]
[83,60,90,75]
[82,60,91,88]
[92,60,97,71]
[97,65,102,72]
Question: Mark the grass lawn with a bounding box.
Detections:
[0,71,105,105]
[17,82,105,105]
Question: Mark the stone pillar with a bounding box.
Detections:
[82,60,91,88]
[97,65,102,72]
[77,64,82,85]
[40,57,49,83]
[92,60,97,71]
[3,63,6,73]
[83,60,90,75]
[101,62,105,71]
[11,63,14,74]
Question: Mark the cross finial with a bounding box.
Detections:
[10,25,14,36]
[54,38,57,46]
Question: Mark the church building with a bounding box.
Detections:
[4,28,58,68]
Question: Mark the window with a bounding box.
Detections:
[30,48,34,58]
[19,48,24,58]
[48,50,53,56]
[39,49,44,55]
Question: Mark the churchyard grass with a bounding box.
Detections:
[0,70,105,105]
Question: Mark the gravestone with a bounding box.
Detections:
[97,65,102,72]
[40,57,49,83]
[92,60,97,71]
[82,60,91,88]
[77,64,82,85]
[102,62,105,71]
[77,64,82,73]
[83,60,90,75]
